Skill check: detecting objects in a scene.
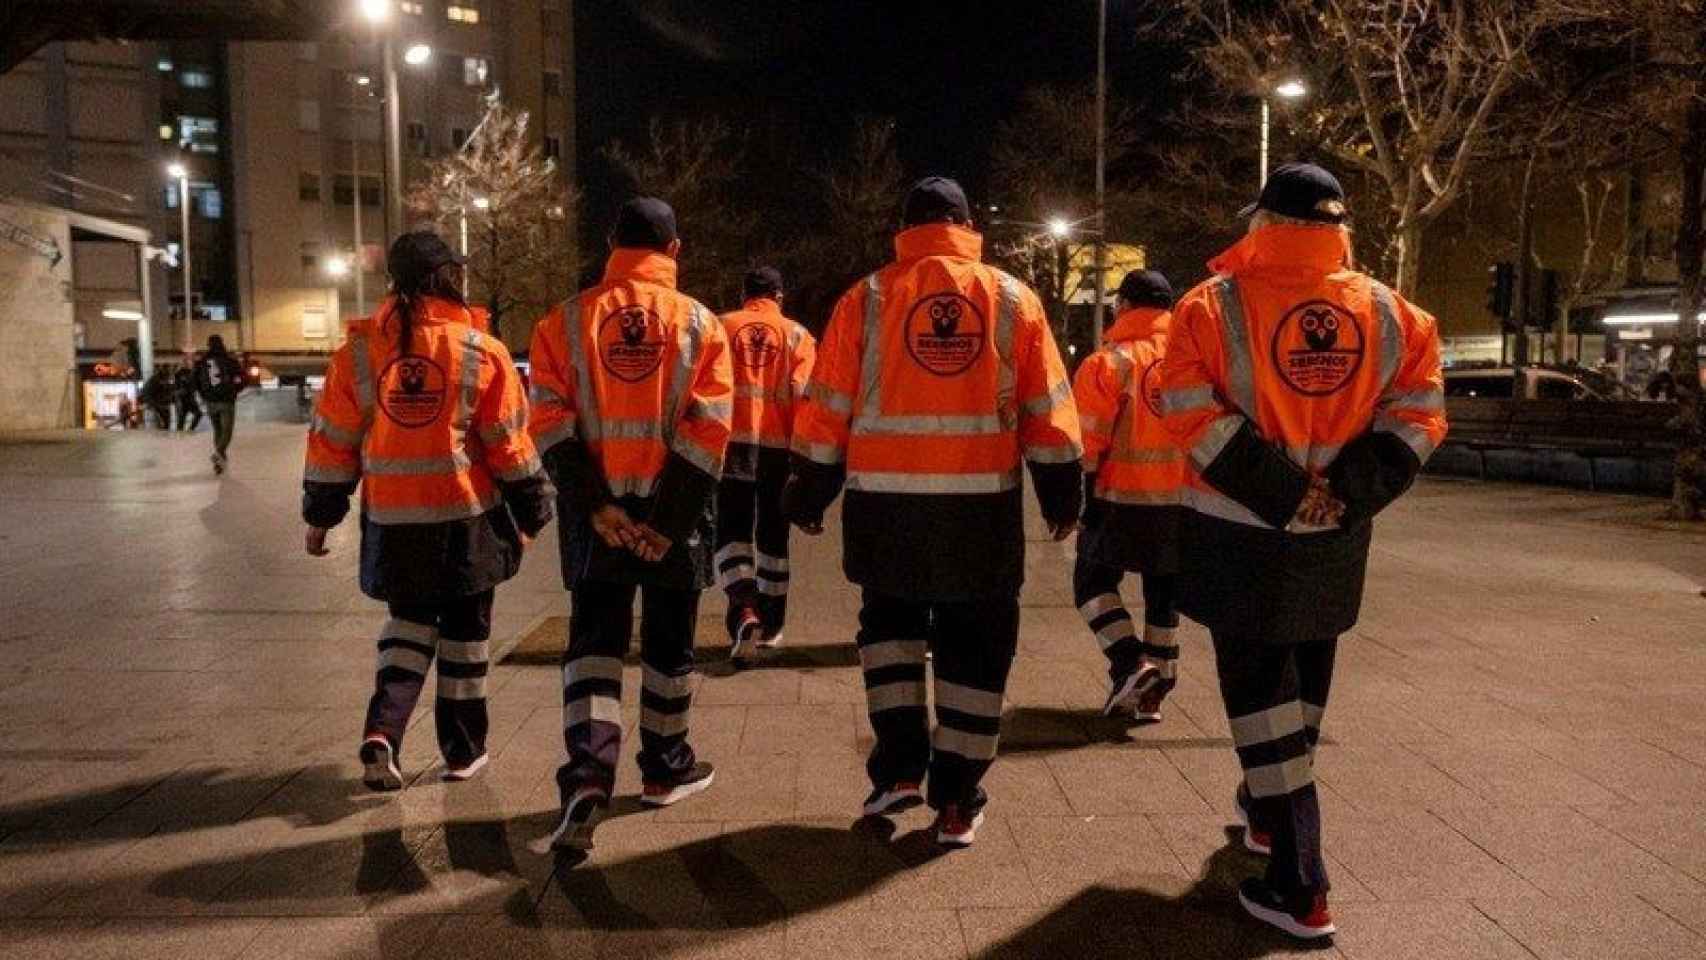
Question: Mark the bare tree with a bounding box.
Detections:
[603,117,753,307]
[1181,0,1564,295]
[818,116,906,279]
[405,98,577,351]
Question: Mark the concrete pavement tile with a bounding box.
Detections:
[1147,813,1378,903]
[794,751,872,819]
[1324,810,1545,901]
[1638,891,1706,939]
[1435,805,1706,902]
[0,829,146,916]
[28,818,296,917]
[1577,803,1706,885]
[712,818,911,918]
[1403,739,1626,807]
[1472,895,1706,960]
[1312,744,1488,812]
[598,924,789,960]
[1529,735,1706,805]
[693,668,802,707]
[1328,901,1533,960]
[787,906,966,959]
[197,822,443,917]
[0,918,112,960]
[409,915,596,960]
[64,917,269,960]
[1006,814,1187,896]
[367,815,560,917]
[233,915,450,960]
[650,753,798,823]
[533,821,726,928]
[1044,744,1213,815]
[797,667,865,705]
[866,817,1041,912]
[739,704,857,755]
[977,755,1074,815]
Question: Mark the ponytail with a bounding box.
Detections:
[383,263,465,356]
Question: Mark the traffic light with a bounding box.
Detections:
[1536,269,1559,329]
[1486,261,1515,322]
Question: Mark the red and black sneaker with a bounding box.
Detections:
[862,781,923,817]
[1237,878,1335,939]
[549,786,609,851]
[1234,784,1272,856]
[641,761,716,807]
[933,804,986,848]
[730,609,764,667]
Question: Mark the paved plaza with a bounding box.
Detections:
[2,422,1705,959]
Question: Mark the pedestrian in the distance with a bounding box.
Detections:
[195,335,246,473]
[528,197,733,850]
[142,367,175,430]
[714,266,815,665]
[784,177,1082,848]
[1071,269,1186,721]
[302,230,554,792]
[174,361,203,431]
[1161,162,1447,940]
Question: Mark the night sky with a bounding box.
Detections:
[575,0,1175,224]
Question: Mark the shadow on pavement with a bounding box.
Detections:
[698,641,862,677]
[997,706,1234,756]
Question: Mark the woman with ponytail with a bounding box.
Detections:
[302,230,555,791]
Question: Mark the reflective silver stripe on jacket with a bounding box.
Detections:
[1373,413,1439,463]
[845,469,1021,494]
[478,409,527,446]
[365,490,501,525]
[351,336,376,423]
[454,329,483,432]
[532,418,577,451]
[495,454,543,484]
[1213,277,1258,416]
[858,273,884,420]
[1108,448,1183,465]
[994,273,1021,425]
[310,414,364,450]
[363,452,473,475]
[1371,281,1403,394]
[305,463,360,484]
[1160,385,1214,415]
[853,413,1005,436]
[1100,487,1181,506]
[805,381,853,415]
[1022,378,1072,417]
[792,439,845,465]
[607,475,659,498]
[566,297,600,441]
[1189,414,1245,470]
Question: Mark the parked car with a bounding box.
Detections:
[1443,365,1638,401]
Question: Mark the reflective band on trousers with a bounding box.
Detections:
[845,470,1020,494]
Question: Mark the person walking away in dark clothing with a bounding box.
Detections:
[1071,269,1187,721]
[196,335,246,472]
[174,362,203,430]
[784,177,1083,848]
[714,266,816,664]
[303,230,555,791]
[1161,163,1447,940]
[142,367,175,430]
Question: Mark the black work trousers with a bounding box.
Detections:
[558,580,700,801]
[1071,552,1180,680]
[855,589,1019,812]
[175,396,202,431]
[714,467,791,639]
[363,589,494,768]
[1211,631,1338,900]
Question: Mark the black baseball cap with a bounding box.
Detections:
[1240,162,1347,224]
[612,196,678,249]
[743,266,784,299]
[386,230,465,286]
[1116,269,1175,309]
[902,176,971,226]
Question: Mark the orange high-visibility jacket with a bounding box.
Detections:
[528,248,734,553]
[1074,307,1186,507]
[787,222,1082,600]
[719,296,815,477]
[303,295,553,599]
[1161,224,1448,533]
[793,223,1081,496]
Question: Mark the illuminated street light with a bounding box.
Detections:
[1260,76,1311,186]
[355,74,371,86]
[324,256,350,278]
[1047,217,1072,239]
[167,162,192,355]
[359,0,391,23]
[471,196,491,211]
[166,162,187,179]
[403,43,432,65]
[1274,79,1308,99]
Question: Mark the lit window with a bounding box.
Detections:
[462,56,489,86]
[400,1,424,12]
[158,124,175,141]
[178,115,219,151]
[163,186,179,209]
[447,5,480,23]
[157,59,173,72]
[180,69,213,89]
[194,187,223,219]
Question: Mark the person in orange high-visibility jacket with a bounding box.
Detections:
[527,197,733,850]
[302,231,555,793]
[1160,164,1447,940]
[783,178,1082,848]
[714,266,815,664]
[1071,269,1187,723]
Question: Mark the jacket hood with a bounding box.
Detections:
[369,294,473,334]
[604,248,679,288]
[1208,223,1352,277]
[1104,307,1171,343]
[739,296,783,316]
[894,222,983,263]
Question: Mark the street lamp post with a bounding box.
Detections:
[1091,0,1108,348]
[360,0,429,245]
[1261,79,1309,187]
[167,162,193,355]
[350,74,371,318]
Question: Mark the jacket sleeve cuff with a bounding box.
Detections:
[302,482,355,528]
[543,440,612,515]
[1028,460,1084,528]
[1327,430,1422,528]
[1199,419,1312,529]
[782,453,844,525]
[499,472,557,537]
[648,451,716,542]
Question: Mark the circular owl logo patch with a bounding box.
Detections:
[1138,359,1165,417]
[378,354,448,428]
[733,323,781,370]
[599,305,666,383]
[904,293,985,377]
[1270,300,1365,396]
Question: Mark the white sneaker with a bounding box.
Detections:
[442,752,488,782]
[758,629,784,650]
[359,736,403,792]
[549,787,609,851]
